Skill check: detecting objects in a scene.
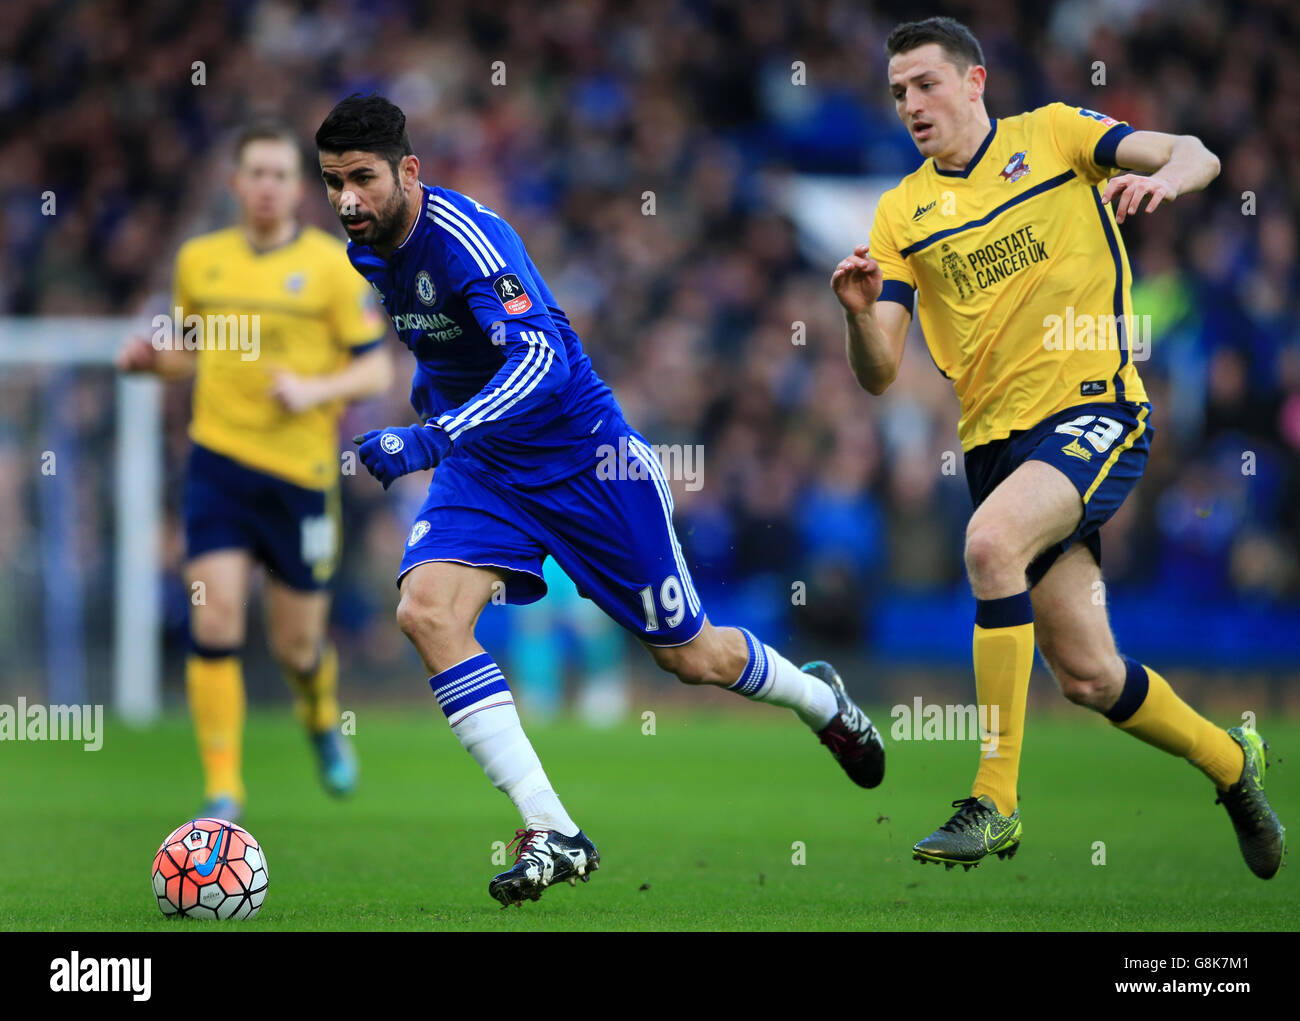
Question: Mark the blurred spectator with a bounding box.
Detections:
[2,0,1298,687]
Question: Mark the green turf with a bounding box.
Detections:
[1,707,1296,931]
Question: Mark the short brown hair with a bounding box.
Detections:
[315,94,414,183]
[886,17,985,71]
[234,119,303,168]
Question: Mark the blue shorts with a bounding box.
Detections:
[964,401,1152,587]
[398,421,705,647]
[184,444,339,591]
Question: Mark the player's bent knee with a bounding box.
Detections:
[269,632,320,674]
[189,603,245,651]
[395,590,442,642]
[647,643,711,685]
[1056,675,1097,707]
[673,656,713,686]
[1043,654,1120,710]
[963,524,1013,585]
[395,584,470,648]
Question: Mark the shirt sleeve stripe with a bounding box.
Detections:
[431,214,494,276]
[432,196,505,272]
[457,332,546,430]
[469,331,556,427]
[444,345,551,441]
[438,331,556,438]
[438,341,541,435]
[879,279,916,311]
[466,342,555,432]
[1094,123,1135,168]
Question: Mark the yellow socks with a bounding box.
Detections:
[965,595,1243,812]
[1107,658,1244,790]
[970,593,1036,817]
[186,651,246,802]
[285,642,339,735]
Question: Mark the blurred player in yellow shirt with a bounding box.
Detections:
[832,17,1283,877]
[118,121,392,821]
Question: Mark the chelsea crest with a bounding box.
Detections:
[416,270,436,306]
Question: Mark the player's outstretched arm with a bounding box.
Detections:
[1102,131,1221,223]
[270,345,394,413]
[831,244,911,395]
[114,334,196,380]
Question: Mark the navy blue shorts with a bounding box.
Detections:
[184,444,339,591]
[965,401,1152,587]
[398,419,705,647]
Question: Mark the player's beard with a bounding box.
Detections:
[350,180,410,250]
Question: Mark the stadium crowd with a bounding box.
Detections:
[2,0,1297,681]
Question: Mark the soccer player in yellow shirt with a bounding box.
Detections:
[117,121,392,822]
[832,17,1284,877]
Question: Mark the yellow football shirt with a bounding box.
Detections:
[870,102,1148,451]
[171,226,385,490]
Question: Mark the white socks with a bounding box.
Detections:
[452,696,579,836]
[431,634,840,844]
[728,629,838,730]
[431,653,579,836]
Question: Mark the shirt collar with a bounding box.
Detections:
[394,182,432,254]
[933,119,998,179]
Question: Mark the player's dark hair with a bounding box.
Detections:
[886,16,985,71]
[234,118,303,169]
[315,94,414,180]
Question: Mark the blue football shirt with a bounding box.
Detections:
[348,184,622,486]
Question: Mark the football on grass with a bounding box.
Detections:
[152,818,268,919]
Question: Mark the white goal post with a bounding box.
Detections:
[0,317,163,724]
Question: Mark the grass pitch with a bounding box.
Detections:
[1,707,1296,931]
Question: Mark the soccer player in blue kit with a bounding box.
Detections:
[316,94,885,906]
